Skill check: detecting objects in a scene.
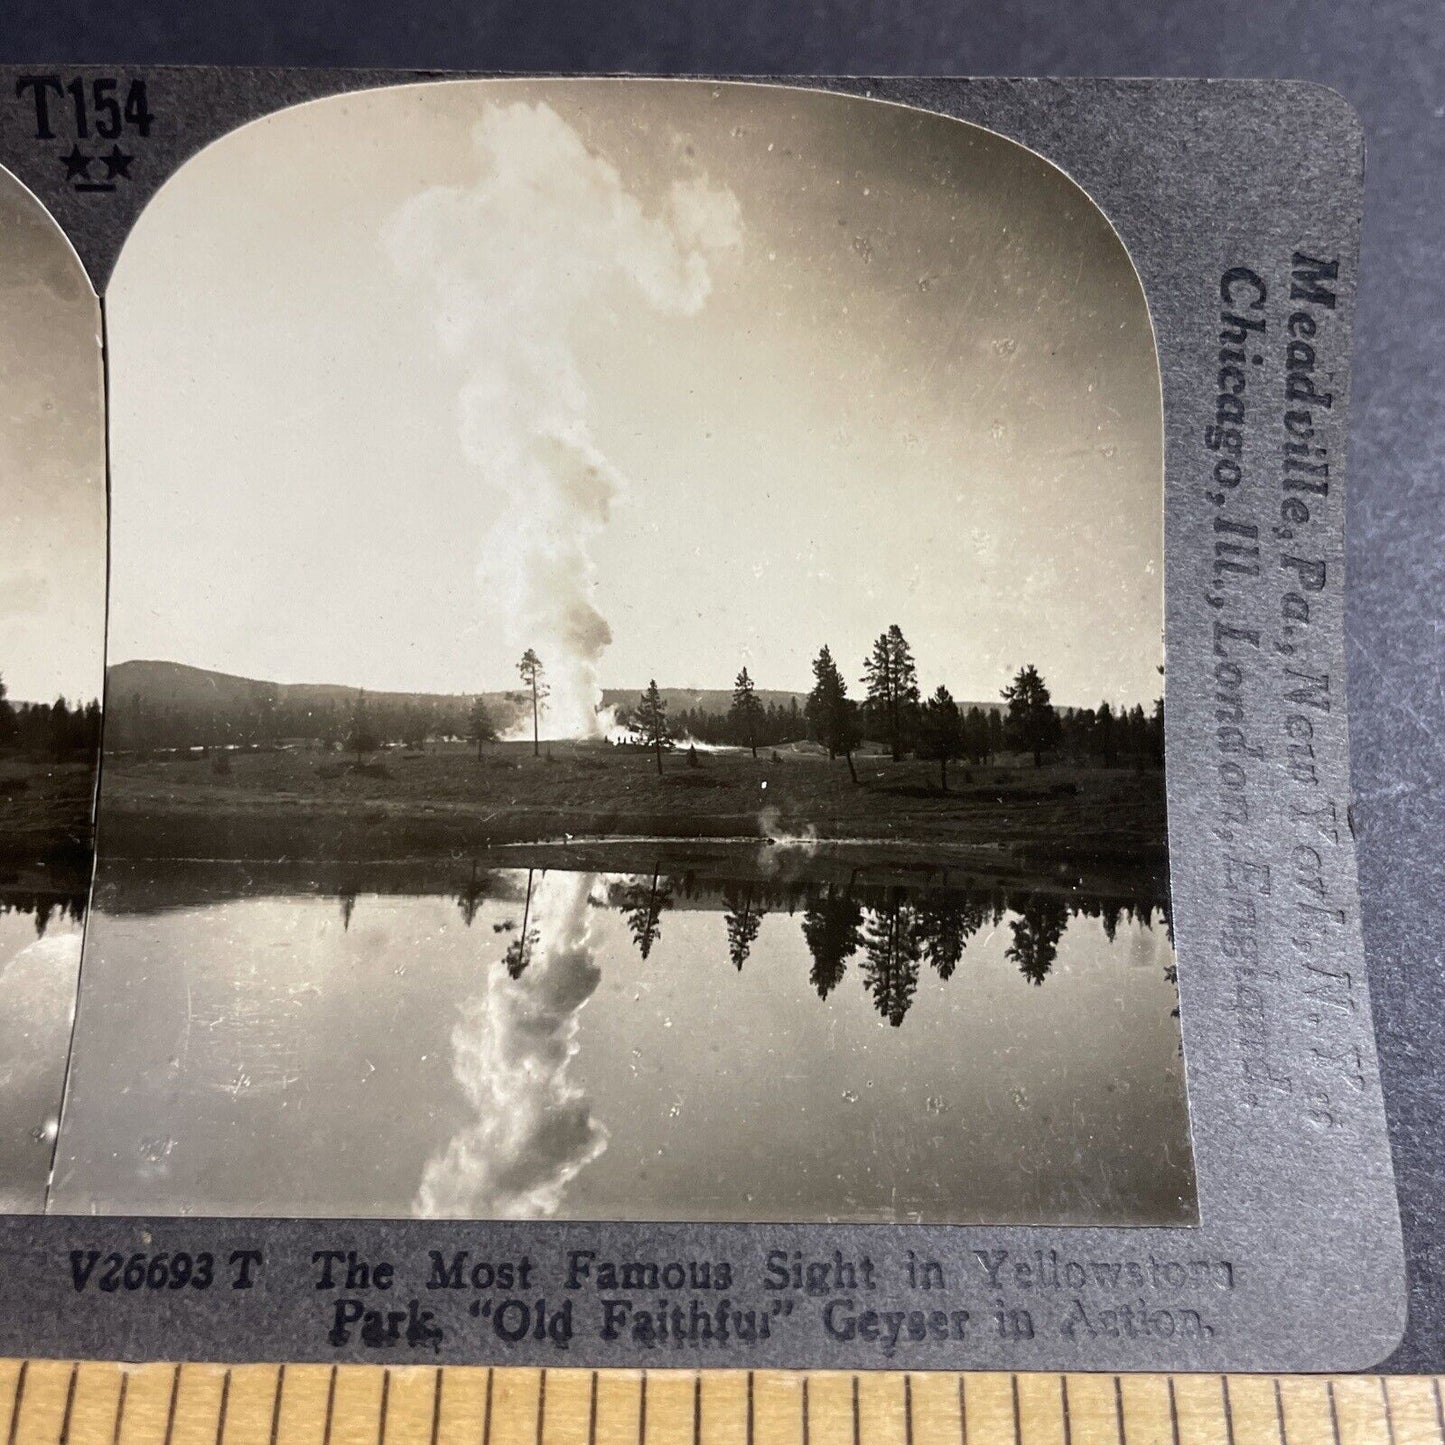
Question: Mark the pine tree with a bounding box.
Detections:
[502,868,539,977]
[1001,664,1061,768]
[1007,895,1069,985]
[620,869,669,959]
[987,709,1005,759]
[1095,701,1117,767]
[862,633,892,744]
[918,684,965,791]
[1128,703,1148,766]
[963,706,990,764]
[862,624,921,760]
[806,645,861,782]
[456,862,488,927]
[723,886,765,970]
[516,649,548,756]
[861,892,923,1026]
[915,895,989,981]
[802,888,863,999]
[729,666,765,758]
[631,679,673,776]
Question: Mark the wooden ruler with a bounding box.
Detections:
[3,1364,1442,1445]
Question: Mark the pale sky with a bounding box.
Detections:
[0,168,105,704]
[107,79,1164,708]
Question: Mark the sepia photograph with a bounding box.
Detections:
[0,164,106,1211]
[9,80,1190,1223]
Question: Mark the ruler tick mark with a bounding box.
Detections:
[1114,1377,1126,1445]
[747,1373,755,1445]
[269,1367,286,1445]
[1327,1381,1343,1445]
[638,1371,647,1445]
[1166,1376,1180,1445]
[431,1369,443,1445]
[214,1370,231,1445]
[1221,1376,1237,1445]
[905,1376,915,1445]
[1379,1378,1397,1445]
[851,1377,860,1445]
[482,1369,494,1445]
[693,1374,701,1445]
[535,1370,546,1445]
[58,1364,79,1445]
[1059,1376,1071,1445]
[587,1374,597,1445]
[1273,1378,1286,1445]
[378,1371,391,1445]
[111,1372,127,1445]
[162,1366,181,1445]
[323,1367,338,1445]
[6,1361,27,1445]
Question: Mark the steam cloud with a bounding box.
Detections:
[414,871,608,1218]
[384,102,742,737]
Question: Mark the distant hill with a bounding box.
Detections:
[107,660,485,714]
[104,661,818,718]
[106,661,1005,716]
[103,660,1003,730]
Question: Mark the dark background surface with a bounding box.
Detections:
[0,0,1439,1371]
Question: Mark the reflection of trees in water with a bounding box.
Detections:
[376,864,1177,1031]
[617,868,672,960]
[500,868,541,978]
[1006,895,1070,986]
[722,885,765,970]
[455,862,494,929]
[793,880,1172,1026]
[452,864,542,975]
[862,889,924,1026]
[802,888,863,999]
[914,895,996,981]
[0,892,87,938]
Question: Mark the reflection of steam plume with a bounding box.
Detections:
[415,871,607,1219]
[384,103,741,738]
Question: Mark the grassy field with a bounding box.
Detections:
[97,738,1168,881]
[0,754,97,887]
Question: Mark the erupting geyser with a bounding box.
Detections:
[383,101,741,738]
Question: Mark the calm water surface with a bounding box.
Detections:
[48,862,1194,1224]
[0,894,84,1211]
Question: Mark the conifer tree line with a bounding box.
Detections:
[443,869,1173,1028]
[674,625,1163,783]
[0,674,101,756]
[84,624,1163,769]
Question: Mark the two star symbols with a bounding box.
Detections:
[60,142,133,183]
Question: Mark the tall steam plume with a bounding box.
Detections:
[415,870,606,1218]
[384,102,741,737]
